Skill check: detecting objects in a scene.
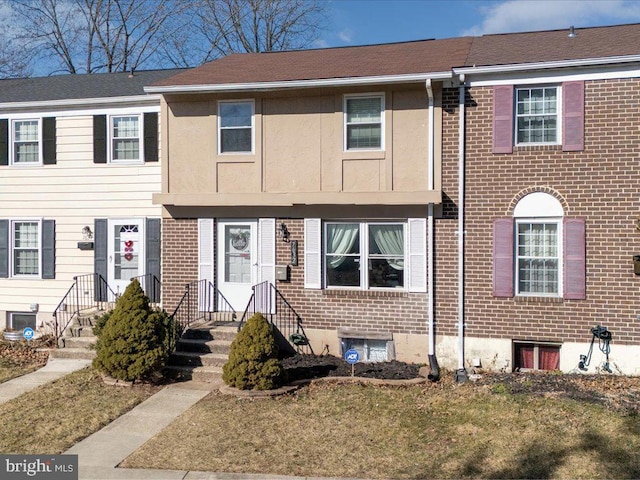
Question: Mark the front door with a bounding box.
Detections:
[108,219,145,296]
[217,220,258,311]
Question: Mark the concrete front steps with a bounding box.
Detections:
[49,311,101,361]
[165,322,238,383]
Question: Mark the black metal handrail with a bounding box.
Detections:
[239,281,314,355]
[130,273,161,304]
[52,273,116,346]
[169,280,237,333]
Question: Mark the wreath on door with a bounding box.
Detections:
[230,231,250,251]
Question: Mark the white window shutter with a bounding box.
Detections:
[304,218,322,289]
[407,218,427,292]
[258,218,276,285]
[198,219,214,283]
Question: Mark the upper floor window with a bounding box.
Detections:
[110,115,141,163]
[515,86,559,145]
[324,222,404,290]
[12,119,41,165]
[12,220,40,276]
[219,101,254,154]
[344,94,384,151]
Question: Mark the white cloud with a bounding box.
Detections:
[463,0,640,36]
[338,29,353,42]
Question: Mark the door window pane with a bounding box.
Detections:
[114,224,140,281]
[225,225,251,283]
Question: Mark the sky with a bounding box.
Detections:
[319,0,640,47]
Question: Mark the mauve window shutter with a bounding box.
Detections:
[143,112,158,162]
[0,119,8,166]
[563,217,586,300]
[0,220,8,278]
[93,115,107,163]
[43,117,56,165]
[562,81,585,152]
[493,217,514,297]
[42,220,55,279]
[493,85,514,154]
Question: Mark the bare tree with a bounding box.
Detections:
[11,0,187,74]
[0,38,31,78]
[166,0,327,66]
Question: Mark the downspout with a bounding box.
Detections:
[456,74,468,383]
[425,79,439,381]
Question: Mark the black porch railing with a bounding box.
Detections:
[52,274,116,346]
[169,280,236,332]
[239,281,314,355]
[130,274,161,304]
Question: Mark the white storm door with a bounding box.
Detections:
[217,220,258,311]
[108,219,145,297]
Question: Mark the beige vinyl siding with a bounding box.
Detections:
[0,114,162,325]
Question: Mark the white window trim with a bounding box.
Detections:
[323,221,406,291]
[10,218,42,279]
[343,93,385,152]
[108,114,144,164]
[217,99,255,155]
[514,85,562,146]
[514,217,562,297]
[10,118,42,166]
[7,312,37,331]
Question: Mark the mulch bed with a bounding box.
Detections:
[282,354,421,381]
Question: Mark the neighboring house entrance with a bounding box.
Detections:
[217,219,258,311]
[108,219,145,295]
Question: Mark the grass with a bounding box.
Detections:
[0,367,160,454]
[122,380,640,479]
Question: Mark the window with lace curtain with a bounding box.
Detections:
[324,222,404,290]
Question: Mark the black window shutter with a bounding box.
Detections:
[0,220,8,278]
[93,115,107,164]
[0,119,8,166]
[144,112,158,162]
[146,218,161,302]
[94,219,108,300]
[42,117,56,165]
[42,220,55,279]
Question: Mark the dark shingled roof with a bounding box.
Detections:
[0,68,186,103]
[466,23,640,67]
[151,38,474,87]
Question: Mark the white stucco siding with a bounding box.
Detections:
[0,113,162,327]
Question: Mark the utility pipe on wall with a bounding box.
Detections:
[425,79,439,381]
[456,75,468,382]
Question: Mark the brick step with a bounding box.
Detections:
[181,325,238,342]
[49,347,96,360]
[176,338,232,354]
[60,336,96,349]
[165,365,223,383]
[169,351,228,368]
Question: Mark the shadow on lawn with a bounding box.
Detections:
[454,428,640,479]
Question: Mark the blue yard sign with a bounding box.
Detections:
[23,327,35,341]
[345,348,359,364]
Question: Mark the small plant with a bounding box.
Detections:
[222,313,284,390]
[93,279,177,382]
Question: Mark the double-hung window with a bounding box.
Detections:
[344,94,384,150]
[325,222,404,290]
[12,119,41,165]
[110,115,141,162]
[516,219,561,295]
[12,220,40,277]
[515,86,559,144]
[218,101,254,153]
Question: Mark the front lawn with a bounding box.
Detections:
[0,338,49,383]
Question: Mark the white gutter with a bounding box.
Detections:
[454,54,640,76]
[0,94,162,111]
[457,74,466,377]
[144,72,453,94]
[425,79,435,359]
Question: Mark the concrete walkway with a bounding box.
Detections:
[0,357,91,404]
[64,379,362,480]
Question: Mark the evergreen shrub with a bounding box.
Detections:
[93,279,178,382]
[222,313,284,390]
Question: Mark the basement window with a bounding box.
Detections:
[513,341,560,371]
[7,312,36,331]
[338,328,395,362]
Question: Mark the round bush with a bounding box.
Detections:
[93,279,176,382]
[222,313,284,390]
